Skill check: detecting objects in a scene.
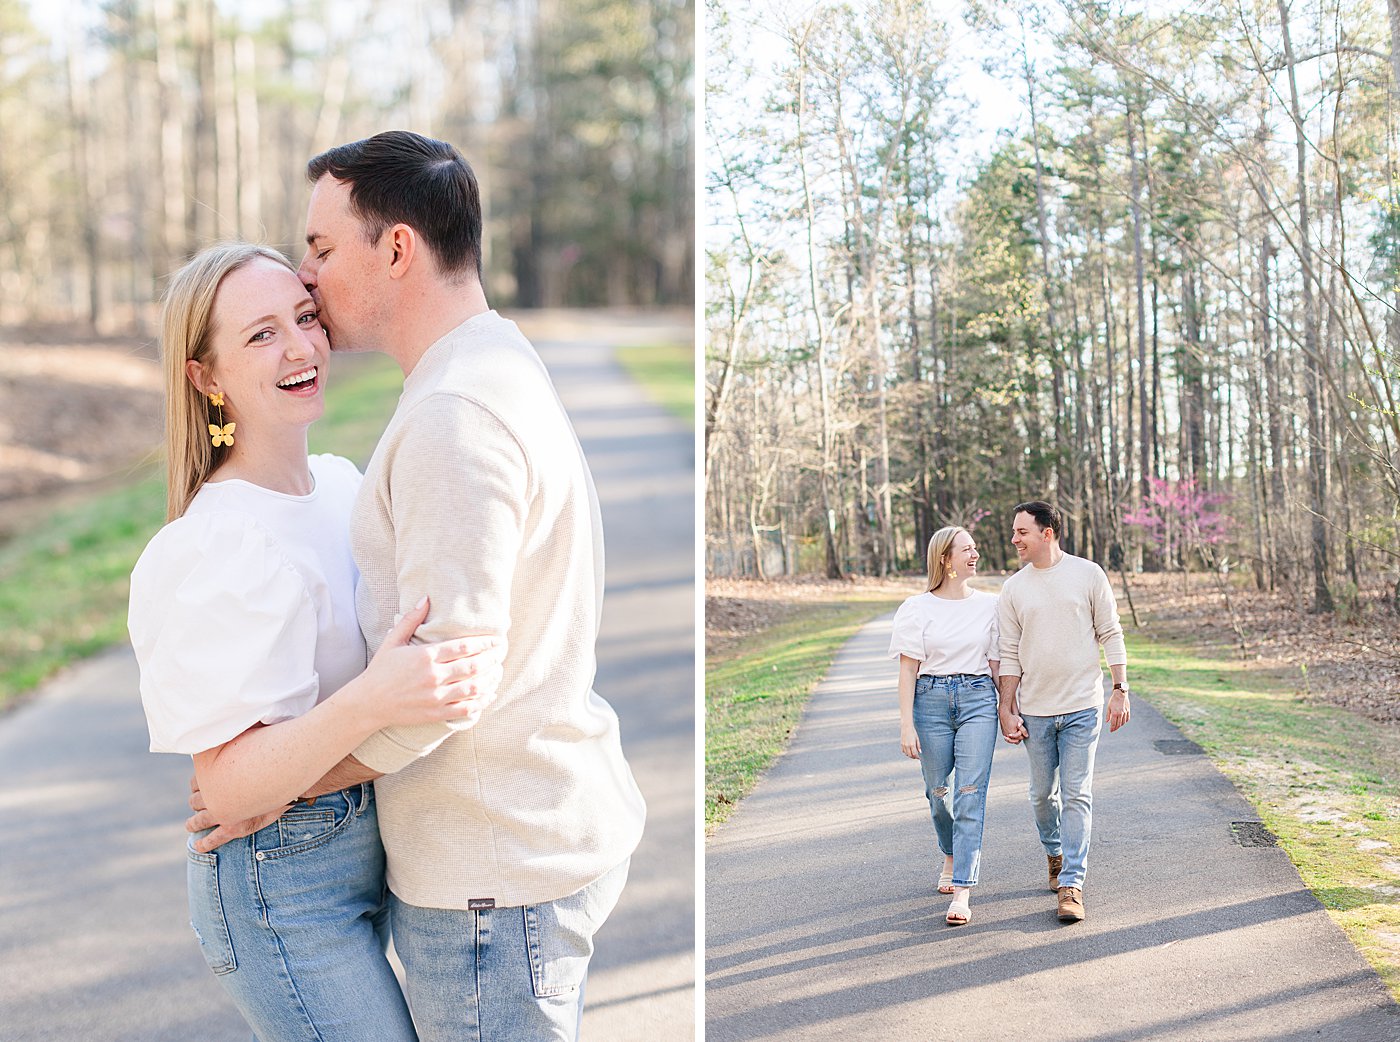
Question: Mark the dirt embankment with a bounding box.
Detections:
[706,575,911,657]
[0,325,162,538]
[0,308,693,542]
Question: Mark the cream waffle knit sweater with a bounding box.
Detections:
[349,311,645,909]
[997,553,1127,717]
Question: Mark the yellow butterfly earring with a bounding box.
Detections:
[208,391,235,448]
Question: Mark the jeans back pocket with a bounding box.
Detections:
[186,848,237,975]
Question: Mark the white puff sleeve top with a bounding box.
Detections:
[888,589,1000,677]
[128,454,365,754]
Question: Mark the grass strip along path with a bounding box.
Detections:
[0,337,694,713]
[705,591,903,830]
[615,343,694,427]
[1133,629,1400,1000]
[0,354,400,710]
[705,584,1400,1001]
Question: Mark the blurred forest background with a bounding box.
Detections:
[705,0,1400,625]
[1,0,694,331]
[0,0,693,702]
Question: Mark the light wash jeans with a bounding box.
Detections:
[186,783,417,1042]
[1023,706,1103,890]
[912,673,999,888]
[389,858,630,1042]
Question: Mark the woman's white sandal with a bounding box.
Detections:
[938,867,955,894]
[946,893,971,926]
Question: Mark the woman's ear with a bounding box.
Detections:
[186,358,213,396]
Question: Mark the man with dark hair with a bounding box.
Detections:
[296,130,646,1038]
[996,500,1130,924]
[305,130,483,282]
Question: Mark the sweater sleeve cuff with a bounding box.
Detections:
[353,723,453,775]
[1103,638,1128,667]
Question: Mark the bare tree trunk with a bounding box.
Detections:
[1181,266,1206,481]
[189,0,217,245]
[65,15,99,327]
[1127,93,1150,504]
[1140,107,1163,483]
[235,32,262,242]
[1277,0,1333,613]
[1023,17,1066,499]
[1388,0,1400,362]
[116,0,151,334]
[215,33,238,242]
[311,54,350,156]
[793,26,843,579]
[703,137,760,487]
[153,0,187,269]
[1260,232,1289,588]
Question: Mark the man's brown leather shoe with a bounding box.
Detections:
[1047,854,1063,892]
[1057,886,1085,922]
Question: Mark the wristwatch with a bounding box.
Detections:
[1113,682,1130,694]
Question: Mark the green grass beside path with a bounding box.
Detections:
[614,343,694,427]
[1134,630,1400,1001]
[0,471,165,703]
[705,595,902,830]
[0,355,403,711]
[704,598,1400,1000]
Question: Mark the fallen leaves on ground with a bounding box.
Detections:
[1119,571,1400,726]
[706,570,1400,727]
[705,576,910,658]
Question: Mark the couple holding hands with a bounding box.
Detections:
[891,501,1132,927]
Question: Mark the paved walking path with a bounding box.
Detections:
[706,610,1399,1042]
[0,321,695,1041]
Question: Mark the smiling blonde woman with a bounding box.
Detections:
[890,525,1001,926]
[128,242,500,1041]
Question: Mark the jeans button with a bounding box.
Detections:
[255,851,265,861]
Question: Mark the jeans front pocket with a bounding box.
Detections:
[971,675,998,705]
[522,859,630,998]
[256,790,359,861]
[274,807,337,850]
[186,847,237,975]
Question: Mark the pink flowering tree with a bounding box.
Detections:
[1123,477,1232,572]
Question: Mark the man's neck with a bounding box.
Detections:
[1032,544,1066,570]
[388,279,492,376]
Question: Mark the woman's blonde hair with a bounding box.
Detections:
[925,525,969,592]
[160,243,295,520]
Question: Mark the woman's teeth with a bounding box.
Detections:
[277,368,317,389]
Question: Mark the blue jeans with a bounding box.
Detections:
[1023,707,1103,890]
[389,858,630,1041]
[187,783,416,1042]
[912,673,999,888]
